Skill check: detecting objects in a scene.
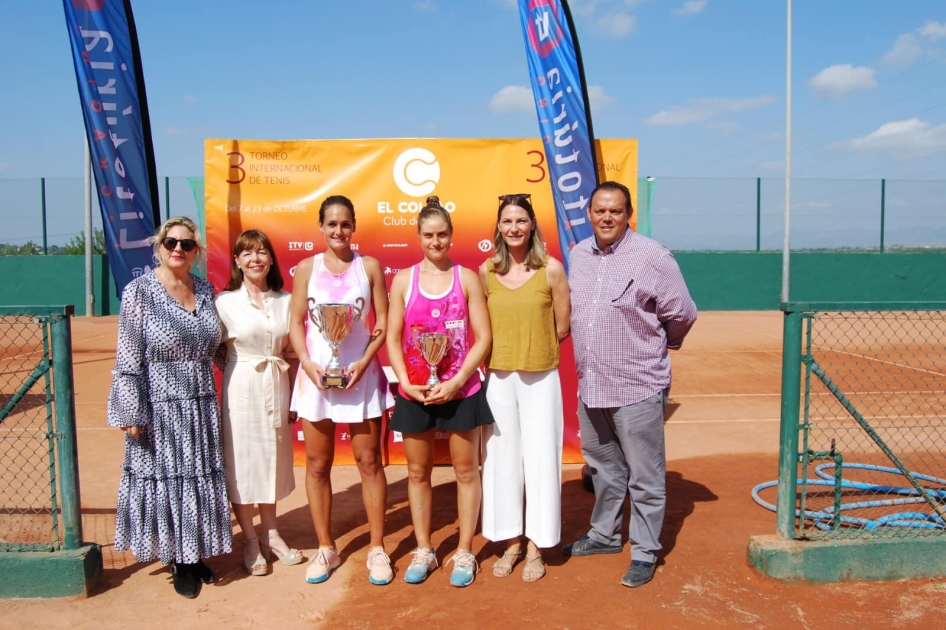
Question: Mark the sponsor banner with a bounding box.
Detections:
[517,0,598,270]
[205,138,637,465]
[62,0,160,295]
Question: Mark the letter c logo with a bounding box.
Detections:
[393,148,440,198]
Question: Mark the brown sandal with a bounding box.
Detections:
[492,550,523,578]
[522,554,546,582]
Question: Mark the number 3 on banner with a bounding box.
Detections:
[227,152,246,184]
[526,150,546,183]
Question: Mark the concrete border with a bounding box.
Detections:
[748,534,946,581]
[0,544,103,598]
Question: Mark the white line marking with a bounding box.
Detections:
[817,347,946,378]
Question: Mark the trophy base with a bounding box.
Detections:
[322,373,348,389]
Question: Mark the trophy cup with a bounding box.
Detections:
[307,299,364,388]
[414,331,451,394]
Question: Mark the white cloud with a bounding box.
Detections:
[758,160,784,171]
[489,85,534,114]
[412,0,437,12]
[809,64,877,99]
[0,161,13,172]
[595,11,636,37]
[882,33,923,67]
[645,95,775,126]
[421,122,437,131]
[919,20,946,40]
[832,118,946,159]
[587,85,614,112]
[489,84,613,114]
[673,1,707,17]
[183,95,198,104]
[882,21,946,67]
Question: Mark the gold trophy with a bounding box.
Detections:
[414,331,451,394]
[307,298,364,388]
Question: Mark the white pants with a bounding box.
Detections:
[481,368,563,548]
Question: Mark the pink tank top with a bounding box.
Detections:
[399,264,480,399]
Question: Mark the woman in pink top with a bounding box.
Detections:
[386,196,493,588]
[289,195,394,586]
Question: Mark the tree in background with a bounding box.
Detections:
[58,229,107,255]
[0,240,42,255]
[0,230,108,256]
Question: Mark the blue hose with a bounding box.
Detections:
[752,462,946,531]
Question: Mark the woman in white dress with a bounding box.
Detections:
[289,195,394,585]
[215,230,304,576]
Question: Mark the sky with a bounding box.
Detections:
[2,0,946,248]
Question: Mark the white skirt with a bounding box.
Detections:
[289,327,393,423]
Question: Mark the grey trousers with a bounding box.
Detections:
[578,389,668,563]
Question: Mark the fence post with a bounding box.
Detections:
[41,177,48,255]
[776,307,802,539]
[50,306,82,550]
[880,178,886,253]
[165,176,170,220]
[756,177,762,252]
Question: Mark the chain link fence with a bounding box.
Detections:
[0,307,81,553]
[786,305,946,539]
[2,176,945,252]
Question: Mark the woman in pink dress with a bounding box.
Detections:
[289,195,394,585]
[386,196,494,588]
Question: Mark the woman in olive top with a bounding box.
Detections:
[478,194,570,582]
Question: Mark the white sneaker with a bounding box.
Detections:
[305,546,340,584]
[366,547,394,585]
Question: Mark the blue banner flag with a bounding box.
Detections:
[517,0,599,270]
[62,0,159,296]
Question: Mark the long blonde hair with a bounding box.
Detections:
[490,195,547,274]
[148,216,205,267]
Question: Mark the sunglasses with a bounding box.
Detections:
[498,193,532,204]
[161,237,198,252]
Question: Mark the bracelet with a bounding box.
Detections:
[301,358,310,368]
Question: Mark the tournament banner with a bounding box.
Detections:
[205,138,637,465]
[517,0,598,269]
[62,0,160,296]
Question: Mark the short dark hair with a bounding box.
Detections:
[319,195,355,224]
[591,181,633,215]
[226,229,284,292]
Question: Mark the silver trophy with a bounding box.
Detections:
[307,298,364,388]
[413,331,451,394]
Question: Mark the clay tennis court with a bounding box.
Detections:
[3,311,945,629]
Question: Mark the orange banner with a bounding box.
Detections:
[205,138,638,465]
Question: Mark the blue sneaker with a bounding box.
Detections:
[404,547,438,584]
[446,549,478,588]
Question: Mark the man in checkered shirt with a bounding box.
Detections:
[562,180,697,588]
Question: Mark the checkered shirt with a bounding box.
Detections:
[569,228,697,408]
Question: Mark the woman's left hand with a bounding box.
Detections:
[424,377,461,405]
[344,358,368,390]
[288,411,299,424]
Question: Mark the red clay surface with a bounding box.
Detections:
[3,311,946,629]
